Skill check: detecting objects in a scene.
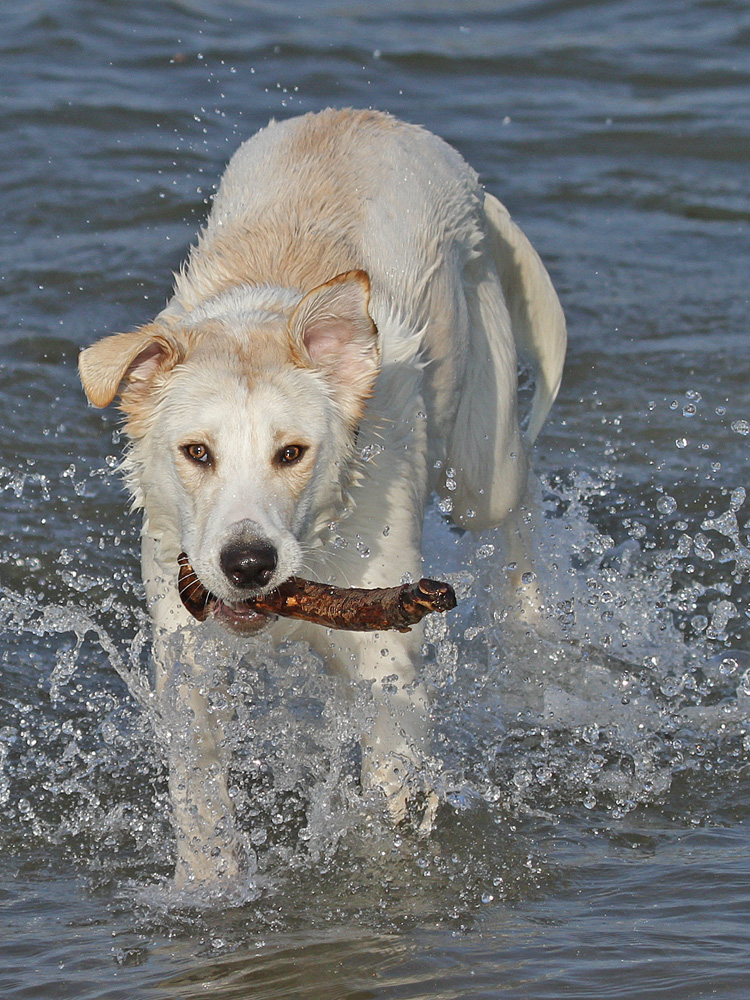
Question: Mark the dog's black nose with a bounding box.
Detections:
[220,541,278,590]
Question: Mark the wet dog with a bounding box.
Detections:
[79,108,565,887]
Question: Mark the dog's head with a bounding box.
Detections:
[79,271,379,628]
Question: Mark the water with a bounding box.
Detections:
[2,0,750,996]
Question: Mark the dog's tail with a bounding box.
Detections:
[483,192,566,444]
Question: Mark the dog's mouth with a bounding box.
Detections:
[177,553,276,634]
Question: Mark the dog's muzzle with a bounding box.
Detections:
[177,553,275,635]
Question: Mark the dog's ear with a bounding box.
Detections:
[79,323,183,408]
[289,270,380,419]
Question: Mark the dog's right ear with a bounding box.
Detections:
[289,270,380,424]
[78,323,182,408]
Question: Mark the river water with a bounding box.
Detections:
[2,1,749,997]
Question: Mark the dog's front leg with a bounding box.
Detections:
[154,631,249,887]
[144,536,249,888]
[310,624,435,828]
[357,626,436,827]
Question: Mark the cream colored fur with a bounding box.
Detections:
[79,108,565,888]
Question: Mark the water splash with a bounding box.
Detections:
[0,447,747,922]
[417,465,750,832]
[0,587,153,711]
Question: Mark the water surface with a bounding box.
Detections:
[1,1,749,997]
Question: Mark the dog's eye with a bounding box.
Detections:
[182,443,212,465]
[276,444,307,466]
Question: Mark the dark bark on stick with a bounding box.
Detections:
[177,553,456,632]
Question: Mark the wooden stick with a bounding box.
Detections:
[177,553,456,633]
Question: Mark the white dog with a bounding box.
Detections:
[79,108,565,888]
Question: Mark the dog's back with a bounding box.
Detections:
[169,108,564,530]
[173,109,483,330]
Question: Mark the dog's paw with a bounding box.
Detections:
[362,749,440,836]
[390,783,440,837]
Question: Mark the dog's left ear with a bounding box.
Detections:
[289,270,380,420]
[79,322,183,409]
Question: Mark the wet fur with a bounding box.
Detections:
[79,109,565,886]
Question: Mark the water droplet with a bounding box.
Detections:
[581,724,600,745]
[719,657,738,676]
[675,437,688,449]
[731,419,749,435]
[360,443,383,462]
[512,769,532,789]
[660,676,683,697]
[657,495,677,515]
